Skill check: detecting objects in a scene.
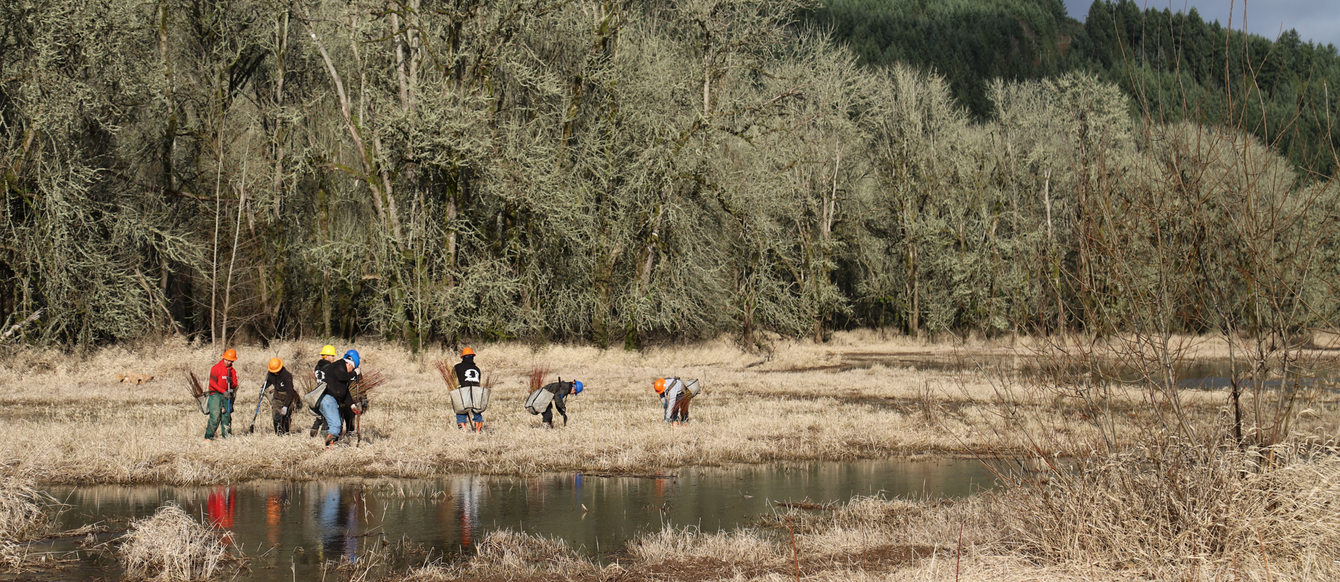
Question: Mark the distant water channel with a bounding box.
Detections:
[34,459,994,581]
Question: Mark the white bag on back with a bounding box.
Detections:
[302,383,326,411]
[451,386,491,414]
[524,388,554,415]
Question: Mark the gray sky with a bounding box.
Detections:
[1062,0,1340,49]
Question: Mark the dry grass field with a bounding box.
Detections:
[0,331,1286,486]
[2,331,1339,580]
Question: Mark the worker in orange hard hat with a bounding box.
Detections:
[265,357,298,435]
[205,349,239,440]
[454,347,484,432]
[655,377,693,425]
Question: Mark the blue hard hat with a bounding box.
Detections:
[344,349,360,368]
[573,380,583,394]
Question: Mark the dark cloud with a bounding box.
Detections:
[1062,0,1340,48]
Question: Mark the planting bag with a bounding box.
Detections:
[302,383,326,411]
[684,378,704,397]
[196,394,209,415]
[524,388,554,415]
[450,386,490,414]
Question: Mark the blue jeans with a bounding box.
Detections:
[319,394,343,438]
[456,411,482,424]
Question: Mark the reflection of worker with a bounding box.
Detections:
[314,484,363,563]
[264,490,286,546]
[454,348,483,432]
[454,475,483,549]
[654,377,691,424]
[206,486,236,530]
[265,358,298,435]
[539,379,583,428]
[205,349,239,440]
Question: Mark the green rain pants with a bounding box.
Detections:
[205,392,233,439]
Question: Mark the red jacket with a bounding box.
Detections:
[209,360,237,394]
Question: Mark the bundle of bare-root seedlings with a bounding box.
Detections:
[184,369,208,414]
[435,361,459,391]
[349,369,386,403]
[529,366,551,392]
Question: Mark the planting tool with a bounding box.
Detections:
[246,380,270,434]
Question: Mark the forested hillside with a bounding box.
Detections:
[811,0,1340,175]
[2,0,1337,350]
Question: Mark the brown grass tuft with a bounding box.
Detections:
[119,504,234,581]
[397,529,604,581]
[0,470,57,569]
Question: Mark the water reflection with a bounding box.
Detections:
[453,475,483,550]
[315,483,361,562]
[44,459,994,582]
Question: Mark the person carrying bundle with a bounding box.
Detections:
[454,348,485,432]
[264,358,298,435]
[654,377,701,425]
[205,349,239,440]
[532,378,583,428]
[309,344,339,437]
[341,350,368,440]
[316,349,360,447]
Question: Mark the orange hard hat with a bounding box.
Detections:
[461,347,475,357]
[222,348,238,361]
[653,378,666,394]
[268,357,283,373]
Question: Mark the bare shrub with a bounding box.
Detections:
[119,504,232,580]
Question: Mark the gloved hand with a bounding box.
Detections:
[280,406,288,416]
[354,366,361,376]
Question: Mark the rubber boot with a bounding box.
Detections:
[324,433,337,448]
[473,421,483,433]
[457,422,468,430]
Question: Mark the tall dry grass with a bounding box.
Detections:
[0,469,57,569]
[118,504,233,581]
[991,443,1340,579]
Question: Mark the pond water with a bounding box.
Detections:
[30,458,994,581]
